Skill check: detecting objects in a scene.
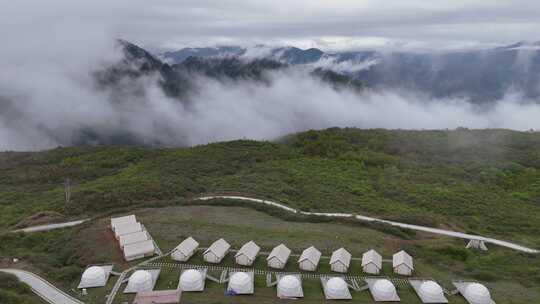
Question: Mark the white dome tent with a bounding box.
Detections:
[453,281,495,304]
[228,271,254,294]
[78,265,113,289]
[277,274,303,298]
[126,270,152,292]
[178,269,206,292]
[124,269,161,294]
[409,279,448,303]
[365,278,400,302]
[465,283,494,304]
[81,266,104,285]
[321,277,352,300]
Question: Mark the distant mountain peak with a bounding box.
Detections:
[498,40,540,50]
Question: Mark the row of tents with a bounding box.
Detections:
[111,215,157,261]
[171,237,414,276]
[79,265,495,304]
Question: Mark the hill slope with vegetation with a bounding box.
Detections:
[1,128,539,247]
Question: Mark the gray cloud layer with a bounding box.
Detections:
[1,0,540,151]
[4,0,540,52]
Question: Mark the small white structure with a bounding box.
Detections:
[277,274,303,298]
[171,237,199,262]
[133,290,181,304]
[466,239,488,251]
[124,239,156,261]
[330,248,351,273]
[111,215,137,232]
[203,239,230,263]
[365,278,400,302]
[227,271,254,295]
[235,241,260,266]
[393,250,413,276]
[78,265,113,289]
[362,249,382,275]
[298,246,321,271]
[124,269,160,294]
[119,231,150,249]
[179,269,206,292]
[321,277,352,300]
[267,244,292,269]
[453,281,495,304]
[409,279,448,303]
[114,222,143,239]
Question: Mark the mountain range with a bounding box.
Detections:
[161,42,540,102]
[96,40,365,102]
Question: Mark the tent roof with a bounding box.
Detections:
[204,238,230,257]
[174,237,199,255]
[393,250,413,269]
[330,248,351,266]
[362,249,382,267]
[115,222,143,237]
[299,246,322,264]
[124,240,155,257]
[235,241,260,260]
[119,231,150,247]
[267,244,291,263]
[111,215,137,228]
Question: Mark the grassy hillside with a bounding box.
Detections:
[1,205,539,303]
[1,128,539,246]
[0,273,47,304]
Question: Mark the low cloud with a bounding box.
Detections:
[1,56,540,151]
[308,56,380,73]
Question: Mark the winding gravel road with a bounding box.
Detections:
[12,219,89,233]
[0,269,84,304]
[196,195,539,254]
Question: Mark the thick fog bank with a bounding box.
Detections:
[1,55,540,151]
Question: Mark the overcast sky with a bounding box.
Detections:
[4,0,540,52]
[2,0,540,150]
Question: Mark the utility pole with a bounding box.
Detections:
[64,178,71,204]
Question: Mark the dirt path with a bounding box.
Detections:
[196,195,539,254]
[12,219,89,233]
[0,268,84,304]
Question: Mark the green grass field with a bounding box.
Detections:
[1,128,540,303]
[0,272,48,304]
[1,128,539,248]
